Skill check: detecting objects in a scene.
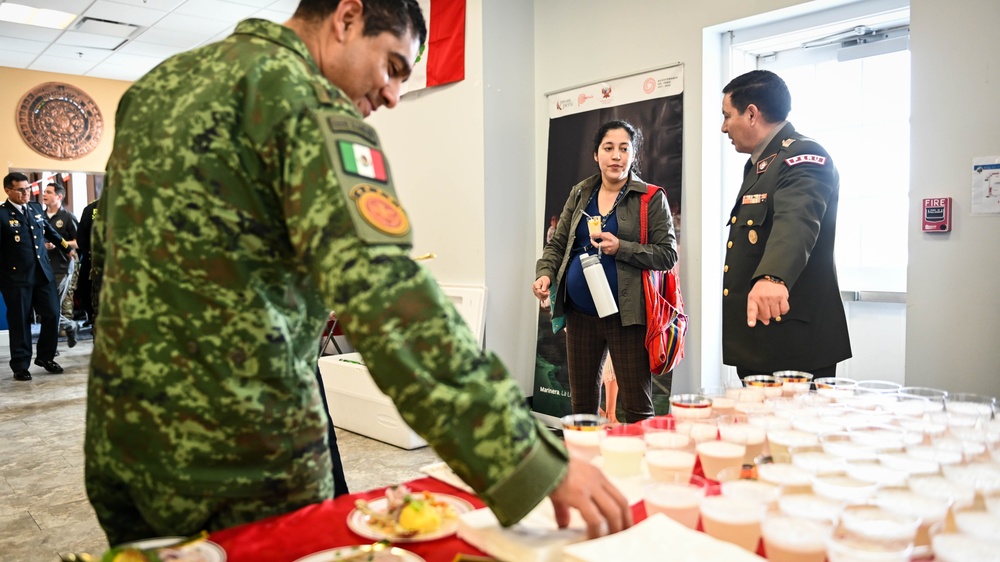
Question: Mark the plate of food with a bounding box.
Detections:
[347,485,474,543]
[115,534,226,562]
[293,543,427,562]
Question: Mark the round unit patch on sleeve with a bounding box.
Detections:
[350,184,410,236]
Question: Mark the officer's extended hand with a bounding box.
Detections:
[532,276,551,301]
[549,456,632,539]
[747,279,789,327]
[590,232,620,255]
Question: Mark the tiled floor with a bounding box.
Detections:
[0,334,441,561]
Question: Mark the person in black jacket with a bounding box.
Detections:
[76,197,100,328]
[1,173,75,380]
[720,71,852,378]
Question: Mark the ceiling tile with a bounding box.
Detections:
[85,61,143,81]
[106,0,186,10]
[0,36,50,55]
[154,12,232,34]
[174,0,257,22]
[56,30,127,49]
[135,25,212,48]
[83,0,168,27]
[267,0,298,13]
[252,8,292,23]
[0,50,38,68]
[44,42,115,62]
[16,0,93,15]
[200,24,235,46]
[117,40,182,58]
[221,0,273,7]
[101,50,160,71]
[30,54,97,74]
[0,21,62,42]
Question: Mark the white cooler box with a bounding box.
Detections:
[318,353,427,450]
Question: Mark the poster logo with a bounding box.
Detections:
[601,83,612,98]
[643,77,656,94]
[555,98,574,111]
[577,93,592,105]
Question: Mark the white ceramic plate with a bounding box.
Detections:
[347,493,474,543]
[293,544,427,562]
[122,536,226,562]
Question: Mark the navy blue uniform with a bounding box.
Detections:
[0,200,71,373]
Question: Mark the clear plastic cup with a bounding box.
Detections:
[675,418,719,444]
[898,387,947,414]
[700,495,766,551]
[931,529,1000,562]
[744,375,784,398]
[761,509,832,562]
[639,416,692,451]
[815,377,858,401]
[697,439,746,480]
[600,423,645,477]
[826,530,914,562]
[821,431,880,462]
[855,380,902,394]
[561,414,607,461]
[873,488,951,548]
[757,462,813,493]
[701,386,736,416]
[670,393,714,419]
[643,474,710,529]
[773,371,814,396]
[953,507,1000,545]
[718,414,767,464]
[908,475,976,511]
[721,478,780,505]
[768,428,819,463]
[846,462,910,489]
[778,492,843,524]
[586,214,602,237]
[811,474,879,502]
[645,449,696,482]
[945,393,996,419]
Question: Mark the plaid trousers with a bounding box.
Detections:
[565,306,653,423]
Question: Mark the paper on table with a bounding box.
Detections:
[457,498,592,562]
[562,513,767,562]
[419,462,475,494]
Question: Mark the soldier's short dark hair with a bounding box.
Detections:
[592,119,644,176]
[294,0,427,47]
[3,172,29,189]
[47,182,67,198]
[723,70,792,123]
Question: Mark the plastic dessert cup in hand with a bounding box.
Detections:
[586,214,602,237]
[561,414,607,462]
[644,474,711,529]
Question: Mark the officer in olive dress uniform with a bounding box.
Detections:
[1,173,74,380]
[85,0,629,547]
[720,71,851,378]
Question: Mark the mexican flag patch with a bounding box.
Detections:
[339,141,388,182]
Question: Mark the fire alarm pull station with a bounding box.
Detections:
[922,198,952,232]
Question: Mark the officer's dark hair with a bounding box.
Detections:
[592,119,643,176]
[723,70,792,123]
[3,172,29,189]
[294,0,427,47]
[47,182,66,198]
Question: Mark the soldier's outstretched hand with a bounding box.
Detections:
[548,456,632,539]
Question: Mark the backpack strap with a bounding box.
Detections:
[640,184,664,244]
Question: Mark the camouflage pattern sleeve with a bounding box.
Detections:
[279,104,569,525]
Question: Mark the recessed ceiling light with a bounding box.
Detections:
[0,2,77,30]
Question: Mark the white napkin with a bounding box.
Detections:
[562,513,768,562]
[457,498,591,562]
[419,462,475,494]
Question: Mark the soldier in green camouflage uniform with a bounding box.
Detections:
[86,0,630,546]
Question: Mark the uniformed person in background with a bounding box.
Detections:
[42,182,79,347]
[1,173,74,380]
[86,0,630,546]
[720,70,852,378]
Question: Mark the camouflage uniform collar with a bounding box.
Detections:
[234,19,321,75]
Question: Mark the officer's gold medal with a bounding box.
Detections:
[14,235,20,243]
[748,230,758,244]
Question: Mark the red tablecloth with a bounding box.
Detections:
[209,477,650,562]
[209,478,491,562]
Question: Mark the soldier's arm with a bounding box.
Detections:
[275,105,569,526]
[41,216,72,255]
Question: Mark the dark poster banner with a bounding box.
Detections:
[533,65,684,421]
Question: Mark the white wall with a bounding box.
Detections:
[906,0,1000,398]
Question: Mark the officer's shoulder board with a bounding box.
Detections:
[315,92,411,247]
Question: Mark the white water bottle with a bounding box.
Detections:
[580,254,618,318]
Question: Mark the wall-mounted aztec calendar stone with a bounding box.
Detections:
[17,82,104,160]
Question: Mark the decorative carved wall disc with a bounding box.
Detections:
[16,82,104,160]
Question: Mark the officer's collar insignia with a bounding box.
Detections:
[349,183,410,236]
[782,138,796,148]
[756,154,777,174]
